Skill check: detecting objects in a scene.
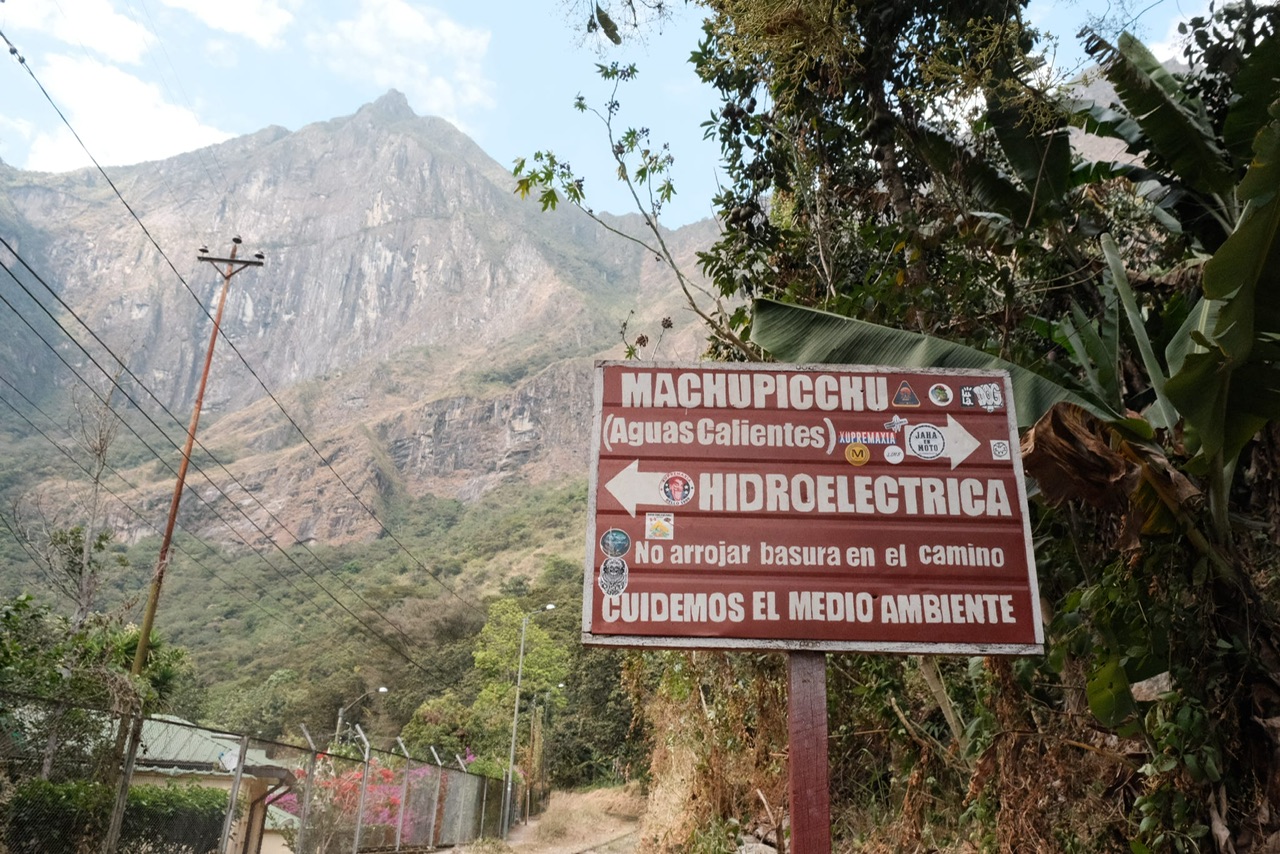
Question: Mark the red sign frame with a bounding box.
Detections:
[581,361,1043,654]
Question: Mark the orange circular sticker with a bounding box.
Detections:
[844,442,871,466]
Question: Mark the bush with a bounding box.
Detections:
[1,779,109,853]
[1,778,229,854]
[120,784,228,853]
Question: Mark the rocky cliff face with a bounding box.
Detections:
[0,91,715,545]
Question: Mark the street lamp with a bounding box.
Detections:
[502,603,555,835]
[334,685,387,744]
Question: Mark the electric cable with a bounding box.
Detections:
[0,382,301,637]
[0,236,464,656]
[0,270,452,681]
[0,29,483,614]
[119,0,238,225]
[0,374,425,677]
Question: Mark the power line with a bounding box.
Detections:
[119,0,238,227]
[0,374,428,677]
[0,262,452,681]
[38,0,211,238]
[0,324,449,681]
[0,236,458,656]
[0,379,299,638]
[0,28,482,614]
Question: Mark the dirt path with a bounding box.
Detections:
[461,787,644,854]
[507,819,638,854]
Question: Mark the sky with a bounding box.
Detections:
[0,0,1207,229]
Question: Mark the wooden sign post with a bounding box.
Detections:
[788,651,831,853]
[581,362,1043,851]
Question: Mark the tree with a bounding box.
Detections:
[5,377,131,629]
[399,595,571,775]
[0,594,190,783]
[472,600,570,694]
[727,6,1280,850]
[275,756,404,854]
[519,1,1280,849]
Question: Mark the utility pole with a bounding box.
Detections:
[131,237,263,676]
[103,239,261,854]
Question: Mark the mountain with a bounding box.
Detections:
[0,90,715,549]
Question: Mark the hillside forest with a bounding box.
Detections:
[3,1,1280,852]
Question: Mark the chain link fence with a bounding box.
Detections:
[0,691,536,853]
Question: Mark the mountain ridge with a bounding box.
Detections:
[0,91,714,548]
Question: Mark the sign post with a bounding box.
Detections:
[787,650,830,852]
[582,362,1043,850]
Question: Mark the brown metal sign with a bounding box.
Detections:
[582,362,1043,654]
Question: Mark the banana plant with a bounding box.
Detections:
[1071,27,1280,248]
[751,103,1280,741]
[752,93,1280,541]
[911,69,1173,258]
[1164,101,1280,540]
[914,25,1280,258]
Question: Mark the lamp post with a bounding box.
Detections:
[502,603,555,836]
[334,685,387,745]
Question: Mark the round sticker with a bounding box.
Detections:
[599,528,632,557]
[884,446,905,464]
[661,472,694,506]
[907,423,945,460]
[844,443,871,466]
[928,384,953,406]
[598,557,629,597]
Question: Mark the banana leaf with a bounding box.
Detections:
[1165,103,1280,462]
[750,298,1119,428]
[1222,31,1280,163]
[1101,233,1179,429]
[1082,31,1235,197]
[986,89,1073,211]
[913,126,1035,226]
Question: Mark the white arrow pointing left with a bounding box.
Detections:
[604,460,669,517]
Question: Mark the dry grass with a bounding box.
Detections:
[459,840,515,854]
[485,785,645,854]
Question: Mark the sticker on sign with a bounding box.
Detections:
[582,362,1043,655]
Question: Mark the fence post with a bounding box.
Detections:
[101,712,143,854]
[353,725,371,854]
[449,774,467,844]
[297,725,320,854]
[479,775,488,838]
[217,735,250,854]
[395,738,412,851]
[426,762,442,850]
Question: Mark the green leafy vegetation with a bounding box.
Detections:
[3,470,640,797]
[515,1,1280,849]
[1,779,227,854]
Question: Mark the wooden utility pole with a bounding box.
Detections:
[130,237,262,676]
[103,239,261,854]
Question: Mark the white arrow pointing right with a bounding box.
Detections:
[941,415,981,469]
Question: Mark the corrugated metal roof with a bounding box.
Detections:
[135,716,289,780]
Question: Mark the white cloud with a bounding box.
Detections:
[23,55,232,172]
[1147,6,1209,63]
[159,0,299,48]
[0,0,152,64]
[305,0,494,122]
[203,38,240,68]
[0,115,35,164]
